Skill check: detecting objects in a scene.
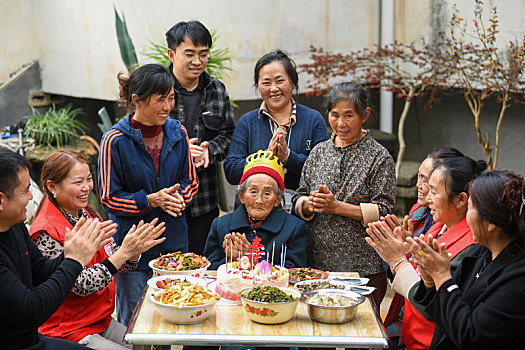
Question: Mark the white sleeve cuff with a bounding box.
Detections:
[360,203,379,227]
[391,263,420,298]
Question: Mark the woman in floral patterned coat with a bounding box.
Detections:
[292,82,396,307]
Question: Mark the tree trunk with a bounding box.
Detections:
[395,89,414,180]
[465,90,493,170]
[493,91,510,169]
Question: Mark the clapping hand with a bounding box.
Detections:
[380,214,414,243]
[100,220,118,238]
[268,129,289,164]
[223,232,250,260]
[189,138,210,168]
[147,184,185,217]
[311,185,339,214]
[300,189,319,216]
[365,220,406,267]
[404,235,452,289]
[64,218,114,267]
[120,218,167,261]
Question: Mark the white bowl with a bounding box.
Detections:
[240,286,301,324]
[147,275,207,292]
[149,259,210,278]
[150,289,219,324]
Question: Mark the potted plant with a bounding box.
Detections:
[24,104,86,148]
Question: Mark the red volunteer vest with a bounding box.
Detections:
[29,197,115,342]
[402,217,475,350]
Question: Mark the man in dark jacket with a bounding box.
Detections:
[166,20,235,255]
[0,147,110,349]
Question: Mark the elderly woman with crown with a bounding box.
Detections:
[204,150,307,270]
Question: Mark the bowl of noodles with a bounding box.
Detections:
[151,282,220,324]
[149,252,210,278]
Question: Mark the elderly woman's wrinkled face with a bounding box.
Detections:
[239,174,282,221]
[416,157,433,207]
[328,101,368,147]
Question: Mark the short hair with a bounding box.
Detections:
[0,147,31,198]
[469,170,525,243]
[117,64,174,112]
[165,20,212,50]
[323,82,372,126]
[253,49,298,92]
[433,156,487,203]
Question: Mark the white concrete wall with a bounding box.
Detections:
[1,0,523,101]
[0,0,39,84]
[1,0,380,100]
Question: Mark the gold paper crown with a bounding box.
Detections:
[243,150,286,181]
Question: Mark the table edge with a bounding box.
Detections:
[125,272,389,348]
[124,333,389,348]
[126,281,149,334]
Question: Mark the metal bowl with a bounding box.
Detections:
[301,289,365,324]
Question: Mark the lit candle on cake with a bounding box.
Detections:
[271,241,275,265]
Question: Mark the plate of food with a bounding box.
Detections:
[147,275,207,292]
[294,279,346,293]
[294,278,376,295]
[149,252,210,278]
[328,276,370,286]
[288,267,328,284]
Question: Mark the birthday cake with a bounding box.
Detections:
[216,258,289,303]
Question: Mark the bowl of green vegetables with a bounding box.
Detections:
[240,286,301,324]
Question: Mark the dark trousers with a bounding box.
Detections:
[28,333,90,349]
[368,272,387,310]
[187,206,220,255]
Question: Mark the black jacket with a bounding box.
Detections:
[414,241,525,349]
[203,205,307,270]
[168,67,235,217]
[0,223,82,349]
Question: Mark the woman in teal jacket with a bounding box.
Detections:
[98,64,198,326]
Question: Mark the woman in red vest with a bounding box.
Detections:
[407,170,525,349]
[375,148,464,349]
[367,155,486,350]
[30,150,166,349]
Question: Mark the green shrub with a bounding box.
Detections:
[24,104,86,148]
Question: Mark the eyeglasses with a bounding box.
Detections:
[179,51,210,62]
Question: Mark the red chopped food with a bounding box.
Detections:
[155,278,192,289]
